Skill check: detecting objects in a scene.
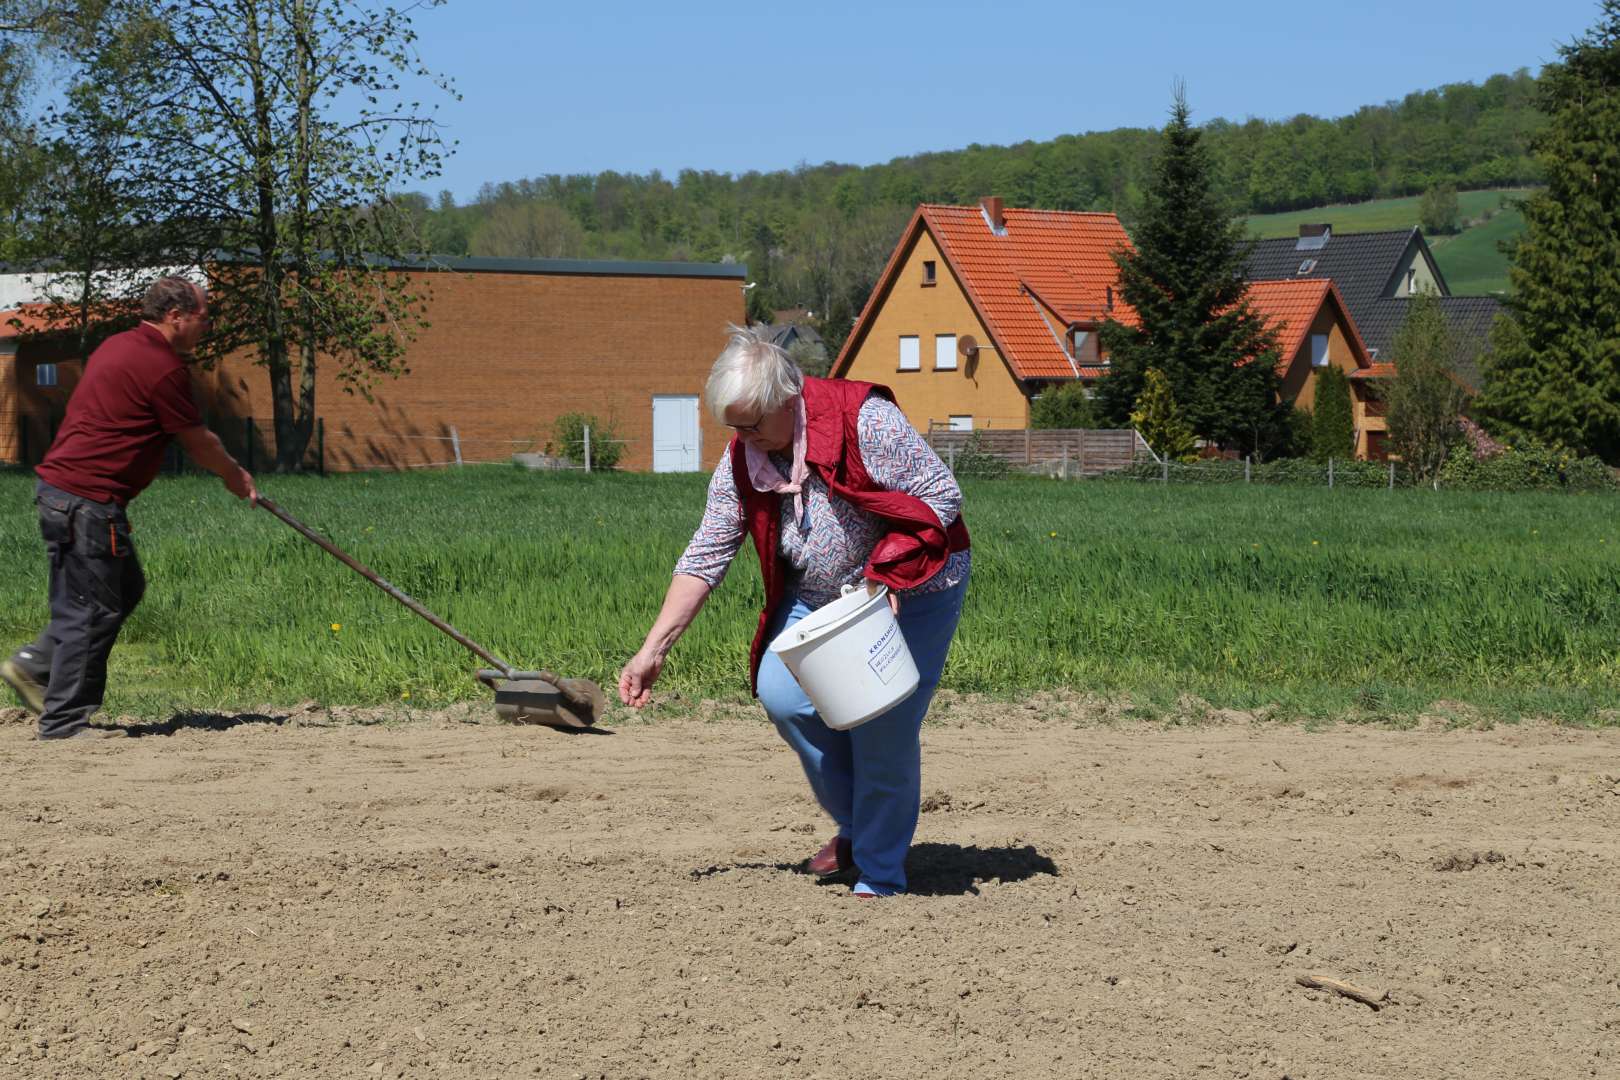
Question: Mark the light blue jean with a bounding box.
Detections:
[757,577,968,895]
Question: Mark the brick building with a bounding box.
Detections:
[199,256,747,472]
[3,256,747,473]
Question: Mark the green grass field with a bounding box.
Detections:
[1246,189,1533,297]
[2,467,1617,725]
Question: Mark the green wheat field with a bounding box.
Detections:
[2,466,1617,725]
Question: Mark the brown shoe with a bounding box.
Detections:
[806,836,853,877]
[1,658,45,717]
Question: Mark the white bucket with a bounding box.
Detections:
[768,584,920,731]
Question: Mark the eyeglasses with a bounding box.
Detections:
[726,414,764,435]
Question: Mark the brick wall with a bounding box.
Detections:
[196,264,745,472]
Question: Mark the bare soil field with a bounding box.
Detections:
[1,696,1618,1079]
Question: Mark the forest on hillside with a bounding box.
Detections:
[400,69,1545,346]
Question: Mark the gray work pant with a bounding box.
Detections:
[10,480,146,738]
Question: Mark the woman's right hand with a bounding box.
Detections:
[618,649,664,708]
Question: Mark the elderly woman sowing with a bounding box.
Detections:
[618,325,971,898]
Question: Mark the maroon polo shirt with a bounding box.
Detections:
[36,323,201,506]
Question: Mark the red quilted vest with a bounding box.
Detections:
[732,377,970,693]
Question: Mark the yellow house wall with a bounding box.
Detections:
[1275,306,1384,460]
[839,228,1031,431]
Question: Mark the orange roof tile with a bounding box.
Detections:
[1348,363,1397,379]
[1242,279,1372,372]
[834,203,1136,382]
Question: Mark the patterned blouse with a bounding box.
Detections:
[673,395,972,608]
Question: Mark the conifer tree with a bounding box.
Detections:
[1129,368,1197,462]
[1310,364,1355,462]
[1474,1,1620,462]
[1098,86,1286,457]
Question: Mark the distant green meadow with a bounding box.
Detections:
[2,466,1617,725]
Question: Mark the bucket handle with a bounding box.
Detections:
[792,582,887,643]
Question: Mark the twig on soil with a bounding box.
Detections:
[1271,759,1288,772]
[1294,973,1388,1011]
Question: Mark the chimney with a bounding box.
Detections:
[1298,223,1331,239]
[980,196,1005,232]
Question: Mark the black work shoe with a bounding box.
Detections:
[38,726,127,742]
[0,658,46,716]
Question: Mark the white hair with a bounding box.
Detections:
[705,323,804,423]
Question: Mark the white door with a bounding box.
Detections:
[652,395,700,473]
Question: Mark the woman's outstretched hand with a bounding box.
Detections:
[618,649,664,708]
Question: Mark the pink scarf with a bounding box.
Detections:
[744,395,808,524]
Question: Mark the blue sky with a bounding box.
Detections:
[408,0,1603,202]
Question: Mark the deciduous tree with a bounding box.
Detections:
[1387,290,1467,484]
[49,0,455,469]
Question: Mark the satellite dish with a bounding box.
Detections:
[958,334,979,358]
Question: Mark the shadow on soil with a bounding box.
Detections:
[906,843,1059,896]
[689,843,1059,897]
[122,711,291,737]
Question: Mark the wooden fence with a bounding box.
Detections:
[923,425,1158,477]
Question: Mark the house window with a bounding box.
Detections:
[898,335,920,371]
[935,334,957,371]
[948,415,973,432]
[1069,328,1089,360]
[1310,334,1330,368]
[35,363,58,388]
[922,260,936,286]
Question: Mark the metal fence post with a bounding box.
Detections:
[1328,457,1335,489]
[317,418,325,477]
[947,445,956,472]
[1388,461,1395,490]
[583,424,592,473]
[1077,431,1087,476]
[450,425,463,466]
[1161,459,1169,485]
[1060,444,1068,480]
[1245,455,1251,483]
[245,417,255,473]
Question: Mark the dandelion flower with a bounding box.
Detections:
[330,622,342,633]
[401,691,411,700]
[1312,540,1320,546]
[1049,531,1057,538]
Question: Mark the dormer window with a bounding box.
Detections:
[1297,258,1318,275]
[922,260,936,287]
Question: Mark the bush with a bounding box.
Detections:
[548,412,624,469]
[1438,442,1619,492]
[1030,382,1103,429]
[950,431,1008,479]
[1562,455,1620,493]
